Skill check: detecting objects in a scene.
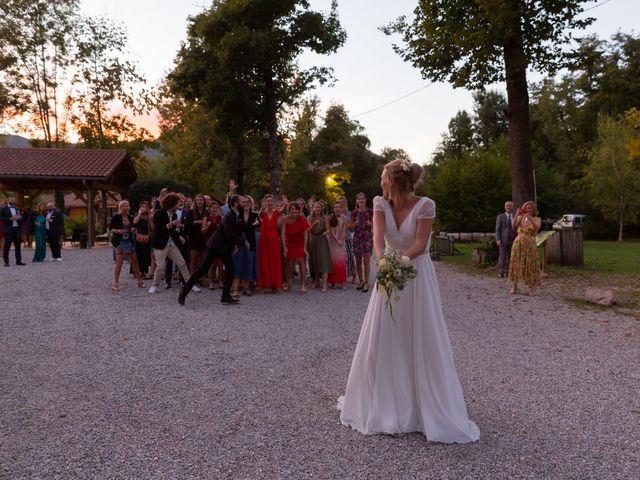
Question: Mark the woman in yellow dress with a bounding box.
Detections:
[508,200,541,295]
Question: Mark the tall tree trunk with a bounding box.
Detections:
[618,211,624,242]
[264,67,282,195]
[230,137,245,193]
[503,27,535,210]
[267,114,282,195]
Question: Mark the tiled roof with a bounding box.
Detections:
[0,148,130,179]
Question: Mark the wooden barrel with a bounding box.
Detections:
[546,232,562,264]
[560,229,584,266]
[433,236,450,256]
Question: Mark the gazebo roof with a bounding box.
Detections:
[0,148,137,193]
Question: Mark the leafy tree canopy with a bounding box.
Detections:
[383,0,594,89]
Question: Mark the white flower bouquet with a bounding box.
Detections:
[376,251,417,321]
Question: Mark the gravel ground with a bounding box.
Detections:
[1,247,638,479]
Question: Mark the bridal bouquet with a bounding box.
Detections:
[376,251,417,321]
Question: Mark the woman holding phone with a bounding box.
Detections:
[508,200,542,295]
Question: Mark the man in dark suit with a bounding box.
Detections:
[1,196,26,266]
[45,202,65,261]
[495,201,515,278]
[179,195,243,305]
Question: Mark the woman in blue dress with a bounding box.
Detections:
[232,195,260,298]
[32,203,47,262]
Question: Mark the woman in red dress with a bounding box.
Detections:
[327,201,347,289]
[257,194,283,292]
[282,202,309,294]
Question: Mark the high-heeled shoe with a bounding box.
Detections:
[361,283,369,293]
[356,283,364,290]
[112,283,120,292]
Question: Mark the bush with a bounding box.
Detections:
[126,177,195,211]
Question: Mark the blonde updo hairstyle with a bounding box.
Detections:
[383,158,424,194]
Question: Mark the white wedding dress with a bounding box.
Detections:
[338,196,480,443]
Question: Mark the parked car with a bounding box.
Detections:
[553,214,587,230]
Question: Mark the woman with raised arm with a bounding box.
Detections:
[508,201,542,295]
[338,158,480,444]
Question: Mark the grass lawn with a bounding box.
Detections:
[437,238,639,313]
[438,239,640,277]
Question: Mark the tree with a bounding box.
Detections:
[473,89,508,148]
[169,0,346,194]
[310,104,380,201]
[283,97,323,199]
[70,16,153,173]
[432,110,475,164]
[584,115,640,241]
[383,0,594,208]
[0,0,78,146]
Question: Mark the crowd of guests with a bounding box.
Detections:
[110,187,374,304]
[0,197,64,266]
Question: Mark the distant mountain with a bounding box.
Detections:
[0,134,30,148]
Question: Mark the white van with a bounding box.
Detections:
[553,214,587,230]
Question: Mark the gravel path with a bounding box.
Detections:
[1,247,638,479]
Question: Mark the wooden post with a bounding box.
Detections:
[101,190,108,233]
[17,190,25,208]
[87,183,94,248]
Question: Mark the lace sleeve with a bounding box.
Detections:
[417,198,436,219]
[373,196,385,213]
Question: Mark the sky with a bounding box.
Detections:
[78,0,638,164]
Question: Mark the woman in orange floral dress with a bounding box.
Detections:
[508,200,541,295]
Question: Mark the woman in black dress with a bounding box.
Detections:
[186,193,207,275]
[133,201,152,279]
[110,200,144,292]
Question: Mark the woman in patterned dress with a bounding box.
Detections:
[350,192,373,293]
[110,200,144,292]
[338,196,356,284]
[508,200,541,295]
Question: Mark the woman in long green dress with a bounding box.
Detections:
[32,202,47,262]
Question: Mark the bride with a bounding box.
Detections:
[338,158,480,443]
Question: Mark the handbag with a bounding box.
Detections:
[136,233,150,244]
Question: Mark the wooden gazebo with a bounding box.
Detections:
[0,148,137,247]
